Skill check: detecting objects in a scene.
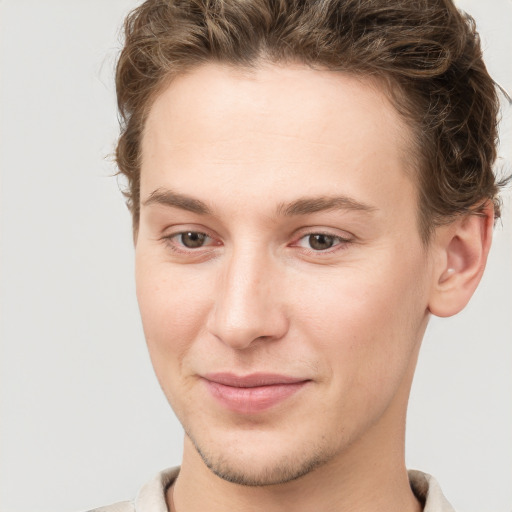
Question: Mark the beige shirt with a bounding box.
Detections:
[87,467,455,512]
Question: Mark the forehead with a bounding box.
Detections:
[141,63,416,218]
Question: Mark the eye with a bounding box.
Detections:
[306,234,336,251]
[175,231,210,248]
[161,228,221,259]
[295,233,351,252]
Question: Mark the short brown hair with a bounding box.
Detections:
[115,0,503,241]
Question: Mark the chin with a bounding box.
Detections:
[187,428,333,487]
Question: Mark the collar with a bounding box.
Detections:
[408,470,456,512]
[132,467,456,512]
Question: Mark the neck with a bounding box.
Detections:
[172,443,420,512]
[170,405,421,512]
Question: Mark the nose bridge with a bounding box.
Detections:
[207,243,287,349]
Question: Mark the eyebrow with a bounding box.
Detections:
[277,195,377,216]
[143,188,211,215]
[142,188,377,217]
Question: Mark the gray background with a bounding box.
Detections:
[0,1,510,511]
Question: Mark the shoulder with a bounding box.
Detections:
[85,501,134,512]
[84,467,179,512]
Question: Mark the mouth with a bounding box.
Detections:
[201,372,310,414]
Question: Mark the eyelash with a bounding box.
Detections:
[163,231,219,254]
[161,230,353,256]
[292,232,353,254]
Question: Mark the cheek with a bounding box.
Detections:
[293,252,429,381]
[135,254,213,373]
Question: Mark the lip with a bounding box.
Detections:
[202,373,310,414]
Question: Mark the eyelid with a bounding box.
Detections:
[159,225,354,256]
[161,225,222,253]
[290,228,355,254]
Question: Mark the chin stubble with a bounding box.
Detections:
[188,430,330,487]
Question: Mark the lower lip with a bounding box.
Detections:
[203,380,308,414]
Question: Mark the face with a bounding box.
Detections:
[136,63,434,485]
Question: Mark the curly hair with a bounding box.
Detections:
[115,0,502,241]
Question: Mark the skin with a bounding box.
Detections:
[135,63,493,512]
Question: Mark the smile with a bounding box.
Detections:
[202,373,310,414]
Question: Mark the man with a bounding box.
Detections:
[92,0,504,510]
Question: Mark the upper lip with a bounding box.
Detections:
[203,372,309,388]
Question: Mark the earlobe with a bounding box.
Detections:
[428,203,494,318]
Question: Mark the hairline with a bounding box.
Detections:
[133,58,433,245]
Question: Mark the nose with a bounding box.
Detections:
[206,249,289,350]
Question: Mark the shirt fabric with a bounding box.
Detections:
[87,467,455,512]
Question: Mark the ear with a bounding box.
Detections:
[428,203,494,318]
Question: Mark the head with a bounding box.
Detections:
[115,0,501,487]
